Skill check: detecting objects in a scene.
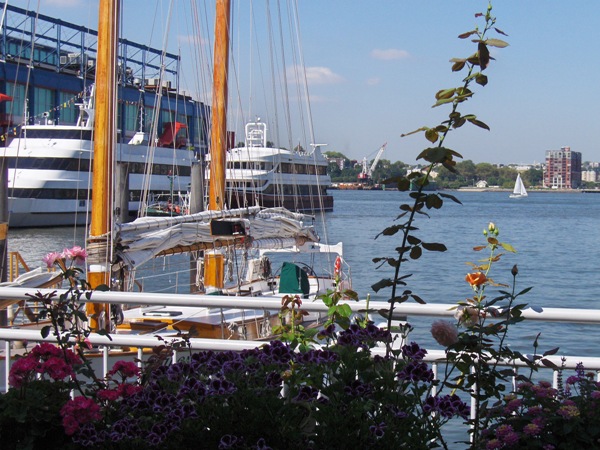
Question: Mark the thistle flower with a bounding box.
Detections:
[431,320,459,347]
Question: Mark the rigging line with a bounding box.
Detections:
[3,0,42,224]
[140,0,175,217]
[291,0,328,221]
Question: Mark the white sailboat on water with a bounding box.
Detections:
[509,173,528,198]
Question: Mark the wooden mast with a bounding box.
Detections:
[204,0,230,292]
[86,0,119,330]
[209,0,230,211]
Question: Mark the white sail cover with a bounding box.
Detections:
[115,207,319,268]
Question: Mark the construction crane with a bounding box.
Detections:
[358,142,387,185]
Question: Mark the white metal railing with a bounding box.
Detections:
[2,286,600,393]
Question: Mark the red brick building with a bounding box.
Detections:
[544,146,582,189]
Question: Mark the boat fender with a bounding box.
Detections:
[261,256,272,279]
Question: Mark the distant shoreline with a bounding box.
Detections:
[455,187,599,194]
[331,186,599,194]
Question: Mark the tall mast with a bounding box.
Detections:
[209,0,230,211]
[203,0,231,293]
[86,0,118,330]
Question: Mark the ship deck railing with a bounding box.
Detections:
[1,287,600,396]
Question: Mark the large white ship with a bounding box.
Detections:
[215,121,333,212]
[2,87,196,228]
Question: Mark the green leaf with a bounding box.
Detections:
[425,194,443,209]
[406,235,421,245]
[432,97,455,108]
[410,245,422,260]
[540,358,559,370]
[543,347,559,357]
[485,38,509,48]
[458,30,478,39]
[467,117,490,130]
[421,242,447,252]
[478,42,490,69]
[500,242,516,253]
[410,294,426,304]
[338,303,353,317]
[451,60,466,72]
[425,128,439,143]
[435,88,456,100]
[400,126,428,138]
[439,192,462,204]
[371,279,394,293]
[41,326,51,339]
[475,74,488,86]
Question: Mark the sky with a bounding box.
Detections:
[12,0,600,165]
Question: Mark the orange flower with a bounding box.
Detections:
[465,272,487,287]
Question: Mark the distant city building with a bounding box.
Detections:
[543,146,582,189]
[327,157,346,170]
[582,171,597,182]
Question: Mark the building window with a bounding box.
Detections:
[125,103,138,132]
[33,87,54,121]
[58,91,78,124]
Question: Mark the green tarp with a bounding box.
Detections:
[278,262,309,296]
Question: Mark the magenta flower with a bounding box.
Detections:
[42,357,75,382]
[8,356,39,387]
[109,360,141,379]
[60,396,101,435]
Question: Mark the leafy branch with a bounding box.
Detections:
[372,3,508,344]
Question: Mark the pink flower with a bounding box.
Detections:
[8,356,39,387]
[42,357,75,381]
[118,383,142,397]
[31,342,62,359]
[97,388,121,402]
[431,321,459,347]
[60,396,102,435]
[62,246,87,265]
[108,360,140,379]
[42,251,62,269]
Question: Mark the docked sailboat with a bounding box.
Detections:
[86,0,347,338]
[510,173,528,198]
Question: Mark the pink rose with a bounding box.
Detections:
[431,320,459,347]
[42,251,62,269]
[62,246,87,264]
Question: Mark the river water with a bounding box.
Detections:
[5,189,600,448]
[6,189,600,357]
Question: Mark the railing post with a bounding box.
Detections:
[4,340,10,393]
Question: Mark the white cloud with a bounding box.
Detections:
[371,49,410,61]
[366,77,381,86]
[42,0,82,7]
[303,66,344,85]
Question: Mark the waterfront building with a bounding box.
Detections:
[0,2,208,150]
[543,146,582,189]
[582,171,597,183]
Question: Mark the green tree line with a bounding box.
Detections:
[326,154,546,189]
